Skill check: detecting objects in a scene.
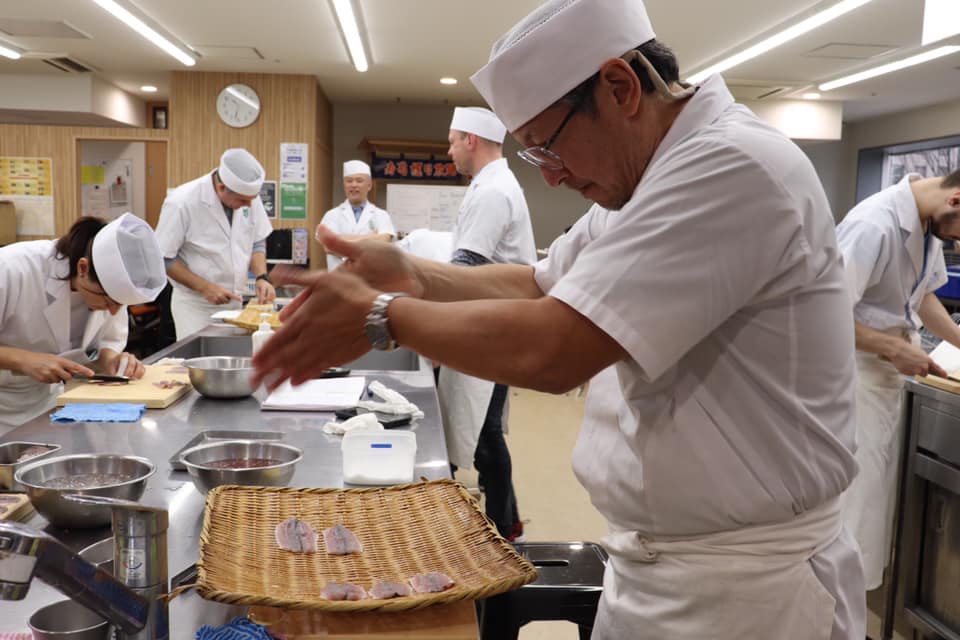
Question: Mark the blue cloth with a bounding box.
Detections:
[51,403,146,423]
[196,617,274,640]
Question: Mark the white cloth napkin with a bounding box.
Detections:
[321,412,383,435]
[356,381,424,419]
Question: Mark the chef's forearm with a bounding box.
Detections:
[166,260,214,294]
[918,292,960,348]
[414,260,543,302]
[854,321,904,359]
[0,345,35,373]
[249,252,268,278]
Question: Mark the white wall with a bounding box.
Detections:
[0,74,144,127]
[799,140,847,220]
[332,102,589,250]
[78,140,146,220]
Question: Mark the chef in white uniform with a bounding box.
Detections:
[440,106,536,540]
[318,160,395,270]
[155,148,275,339]
[836,170,960,591]
[0,213,166,430]
[253,1,865,637]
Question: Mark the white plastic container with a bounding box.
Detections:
[341,430,417,485]
[251,313,274,356]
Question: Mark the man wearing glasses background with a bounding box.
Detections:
[439,106,536,543]
[253,0,864,637]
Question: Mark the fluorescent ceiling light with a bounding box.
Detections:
[332,0,368,72]
[440,77,457,85]
[140,85,158,92]
[686,0,877,84]
[0,43,21,60]
[91,0,195,67]
[802,92,821,99]
[923,0,960,45]
[819,45,960,90]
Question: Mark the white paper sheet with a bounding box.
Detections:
[261,376,367,411]
[930,340,960,377]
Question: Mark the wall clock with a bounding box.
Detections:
[216,83,260,128]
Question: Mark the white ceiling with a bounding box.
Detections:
[0,0,957,122]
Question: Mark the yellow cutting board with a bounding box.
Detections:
[56,363,192,409]
[915,374,960,395]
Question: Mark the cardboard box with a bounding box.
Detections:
[0,201,16,246]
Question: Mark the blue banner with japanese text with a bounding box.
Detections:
[370,154,461,182]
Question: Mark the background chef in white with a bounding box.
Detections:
[253,0,865,637]
[440,105,536,541]
[155,148,275,339]
[836,169,960,592]
[318,160,395,271]
[0,213,166,430]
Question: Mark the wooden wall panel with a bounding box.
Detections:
[0,125,168,241]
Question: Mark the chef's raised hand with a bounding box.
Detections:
[251,268,378,390]
[317,225,424,298]
[202,283,242,305]
[20,352,95,384]
[885,341,949,377]
[102,351,145,380]
[255,277,276,304]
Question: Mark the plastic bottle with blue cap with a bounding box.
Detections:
[251,313,274,356]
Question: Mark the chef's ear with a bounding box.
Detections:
[950,193,960,209]
[77,256,90,277]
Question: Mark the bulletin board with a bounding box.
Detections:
[386,183,467,234]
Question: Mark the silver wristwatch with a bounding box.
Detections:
[364,292,408,351]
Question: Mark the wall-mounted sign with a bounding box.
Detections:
[371,153,460,182]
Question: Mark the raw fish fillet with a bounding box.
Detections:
[321,582,368,601]
[408,572,455,593]
[370,580,412,599]
[274,517,318,553]
[323,523,363,555]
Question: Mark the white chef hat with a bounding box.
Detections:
[219,148,265,196]
[449,107,507,143]
[470,0,655,132]
[91,213,166,305]
[343,160,371,177]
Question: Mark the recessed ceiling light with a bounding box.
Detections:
[440,77,457,85]
[802,92,821,100]
[141,85,158,92]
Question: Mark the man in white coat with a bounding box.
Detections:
[156,148,275,339]
[440,106,537,541]
[318,160,394,270]
[0,213,166,430]
[836,169,960,592]
[253,0,864,637]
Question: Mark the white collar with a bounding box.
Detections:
[647,75,734,172]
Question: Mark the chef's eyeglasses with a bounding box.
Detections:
[516,102,580,171]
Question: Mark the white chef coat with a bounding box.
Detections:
[396,229,452,263]
[155,171,273,338]
[0,240,127,429]
[535,75,863,639]
[320,200,395,270]
[835,173,947,590]
[450,157,536,266]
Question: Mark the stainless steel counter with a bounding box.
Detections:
[0,325,450,635]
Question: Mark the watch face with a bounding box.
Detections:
[216,83,260,128]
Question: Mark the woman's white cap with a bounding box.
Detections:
[219,148,265,196]
[343,160,371,177]
[449,107,507,143]
[470,0,655,131]
[91,213,167,305]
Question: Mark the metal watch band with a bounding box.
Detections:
[364,292,409,351]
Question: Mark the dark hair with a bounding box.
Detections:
[54,216,107,282]
[942,169,960,190]
[555,39,682,115]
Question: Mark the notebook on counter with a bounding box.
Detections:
[260,376,367,411]
[931,340,960,381]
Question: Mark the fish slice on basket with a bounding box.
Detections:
[323,523,363,555]
[274,517,318,553]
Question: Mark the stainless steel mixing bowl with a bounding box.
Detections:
[179,440,302,494]
[14,454,155,528]
[29,599,110,639]
[183,356,255,399]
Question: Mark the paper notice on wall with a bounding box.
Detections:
[11,196,55,235]
[81,165,106,185]
[386,183,467,234]
[81,184,110,218]
[280,143,308,182]
[0,156,55,235]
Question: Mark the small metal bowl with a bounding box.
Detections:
[14,454,155,528]
[0,441,61,490]
[179,440,302,494]
[79,537,114,574]
[28,598,110,640]
[184,356,255,399]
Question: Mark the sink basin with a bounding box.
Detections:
[150,336,421,371]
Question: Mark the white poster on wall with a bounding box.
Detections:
[386,183,467,234]
[280,143,308,182]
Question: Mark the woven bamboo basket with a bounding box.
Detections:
[194,480,538,612]
[222,303,281,333]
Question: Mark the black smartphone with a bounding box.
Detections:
[334,407,413,428]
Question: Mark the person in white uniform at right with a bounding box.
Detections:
[0,213,166,431]
[253,0,865,637]
[836,169,960,592]
[318,161,395,270]
[440,106,536,541]
[155,148,275,339]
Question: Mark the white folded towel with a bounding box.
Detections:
[321,412,383,435]
[357,381,424,419]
